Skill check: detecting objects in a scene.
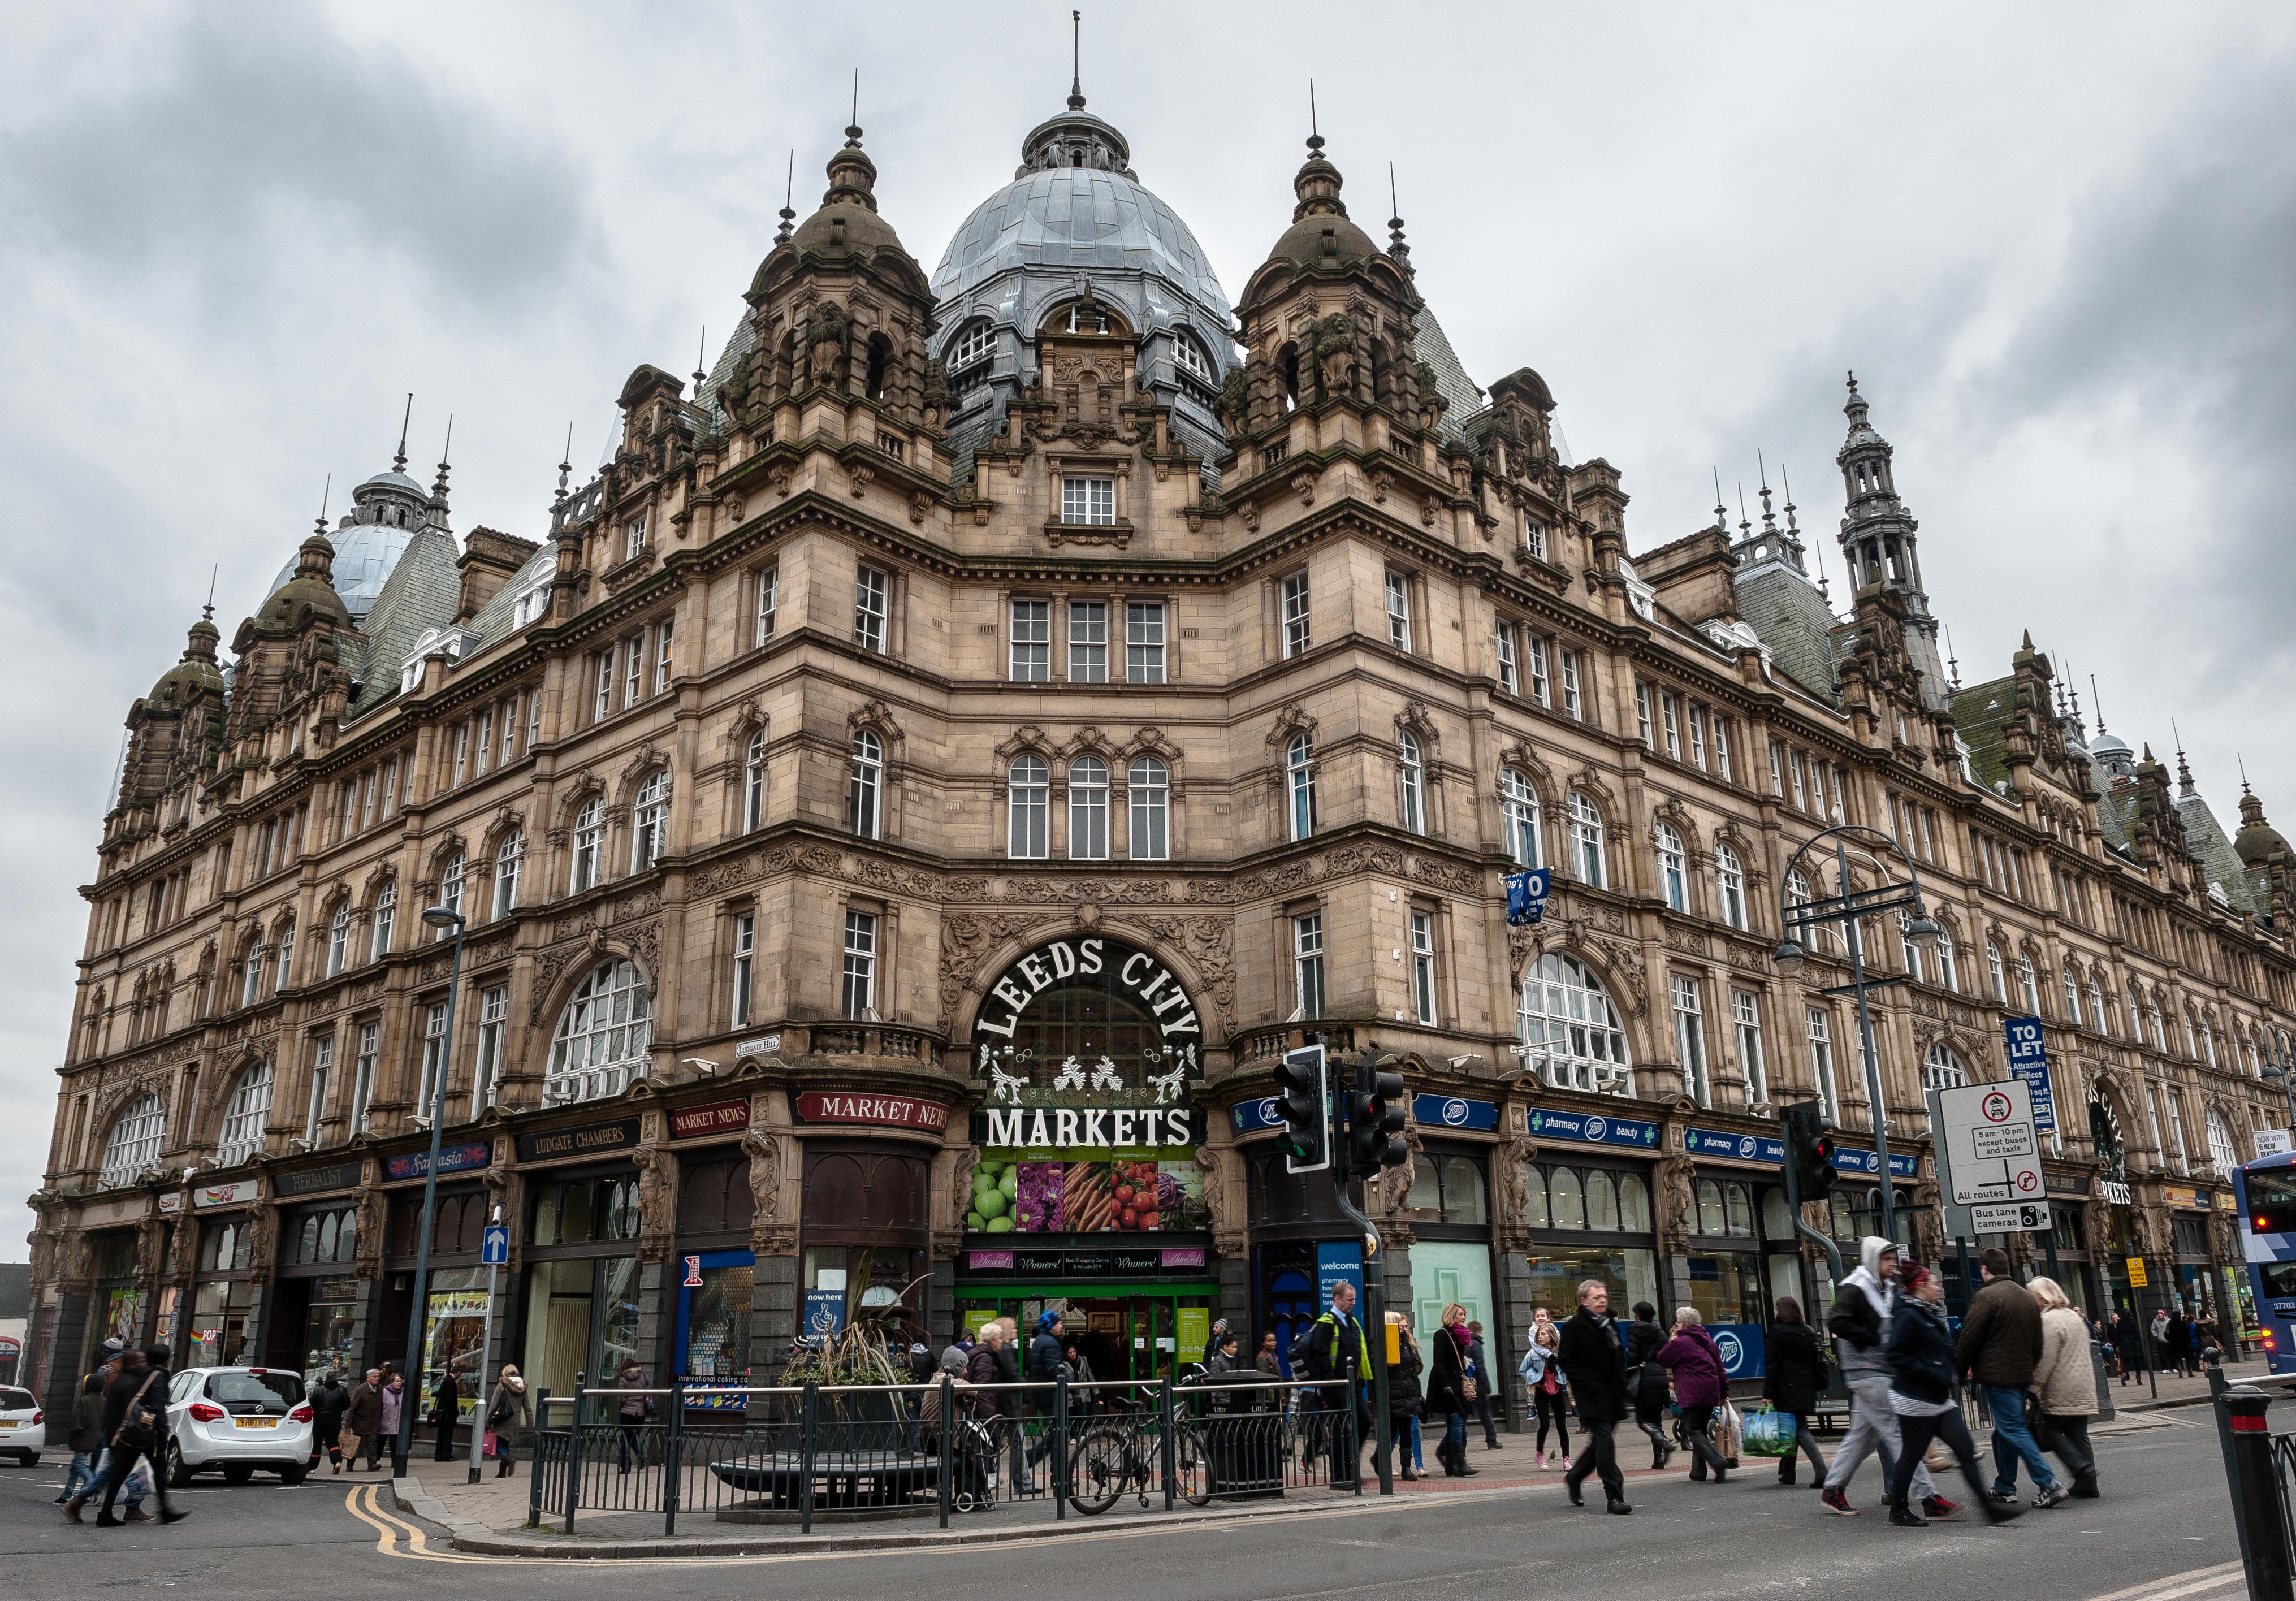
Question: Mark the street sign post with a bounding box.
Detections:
[1936,1077,2043,1205]
[1969,1201,2051,1232]
[481,1224,510,1265]
[470,1209,506,1484]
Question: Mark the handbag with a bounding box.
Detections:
[112,1371,163,1456]
[1710,1399,1744,1463]
[2025,1392,2059,1453]
[482,1430,500,1459]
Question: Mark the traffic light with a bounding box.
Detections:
[1348,1063,1409,1178]
[1275,1044,1330,1174]
[1783,1100,1838,1200]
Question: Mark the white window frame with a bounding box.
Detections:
[1527,635,1550,707]
[854,565,889,652]
[1634,681,1653,748]
[1398,733,1425,835]
[1673,975,1709,1106]
[351,1021,379,1133]
[1061,475,1116,526]
[1125,602,1166,683]
[328,905,349,976]
[1292,914,1325,1020]
[1732,989,1767,1105]
[841,911,877,1019]
[848,730,883,841]
[1385,570,1412,651]
[99,1092,166,1187]
[1716,843,1746,930]
[1569,792,1605,888]
[416,999,449,1118]
[632,769,671,871]
[570,798,603,892]
[1806,1007,1840,1123]
[754,563,780,647]
[492,832,524,919]
[546,957,653,1104]
[1656,823,1687,912]
[951,319,993,370]
[1411,910,1437,1026]
[1068,600,1108,683]
[1068,756,1109,862]
[730,911,756,1029]
[1287,734,1317,842]
[370,882,396,962]
[1280,572,1312,659]
[743,732,767,833]
[303,1035,333,1145]
[1559,649,1582,719]
[1661,693,1682,760]
[473,985,507,1110]
[1010,599,1050,682]
[215,1062,273,1167]
[1495,622,1519,695]
[1008,755,1050,859]
[1128,757,1169,861]
[1501,769,1541,869]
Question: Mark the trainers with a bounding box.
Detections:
[1535,1451,1547,1469]
[2033,1484,2068,1509]
[123,1509,153,1523]
[1922,1495,1960,1518]
[1888,1502,1929,1528]
[1821,1486,1857,1516]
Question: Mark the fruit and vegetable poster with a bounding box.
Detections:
[967,1155,1208,1235]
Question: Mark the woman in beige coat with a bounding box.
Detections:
[2027,1278,2099,1498]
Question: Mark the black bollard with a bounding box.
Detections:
[2223,1386,2293,1601]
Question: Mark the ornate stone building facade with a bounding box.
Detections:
[28,86,2296,1421]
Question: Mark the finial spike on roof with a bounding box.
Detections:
[694,326,709,394]
[432,415,453,508]
[1780,463,1799,533]
[1736,482,1750,538]
[1944,622,1960,688]
[844,69,862,147]
[2021,629,2035,650]
[204,562,218,622]
[1757,450,1777,531]
[1712,467,1726,531]
[2090,674,2107,731]
[1306,79,1322,155]
[394,392,413,474]
[2240,751,2253,795]
[314,473,331,538]
[776,150,797,244]
[1068,9,1085,109]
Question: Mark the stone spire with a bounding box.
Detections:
[1835,372,1948,709]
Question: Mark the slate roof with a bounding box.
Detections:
[345,527,461,720]
[1736,564,1845,704]
[2180,791,2259,914]
[1949,673,2021,797]
[1410,300,1485,445]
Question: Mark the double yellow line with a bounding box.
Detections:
[343,1483,494,1564]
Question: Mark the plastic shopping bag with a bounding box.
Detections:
[1739,1404,1797,1457]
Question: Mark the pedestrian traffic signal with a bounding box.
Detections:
[1347,1066,1409,1178]
[1783,1100,1838,1200]
[1276,1044,1330,1175]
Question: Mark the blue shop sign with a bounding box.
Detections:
[1831,1145,1918,1178]
[1413,1093,1499,1132]
[1528,1107,1661,1150]
[1316,1240,1364,1312]
[1684,1127,1785,1165]
[1231,1096,1284,1135]
[801,1288,845,1343]
[1709,1322,1766,1379]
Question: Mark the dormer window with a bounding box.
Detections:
[511,583,550,629]
[1523,513,1549,562]
[951,320,993,371]
[400,659,422,695]
[1171,330,1213,384]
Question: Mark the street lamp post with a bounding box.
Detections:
[1771,825,1944,1250]
[393,905,467,1478]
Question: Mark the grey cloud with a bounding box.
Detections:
[0,8,602,319]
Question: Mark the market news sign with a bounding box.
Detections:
[796,1092,949,1132]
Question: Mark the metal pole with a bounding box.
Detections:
[799,1380,816,1535]
[469,1215,499,1485]
[564,1370,586,1534]
[936,1373,952,1528]
[394,912,465,1476]
[663,1375,683,1537]
[1836,837,1896,1247]
[1329,1045,1393,1494]
[1053,1373,1067,1521]
[525,1387,547,1528]
[2222,1386,2294,1601]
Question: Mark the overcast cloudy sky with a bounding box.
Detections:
[2,3,2291,1252]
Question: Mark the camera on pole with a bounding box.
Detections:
[1783,1100,1839,1200]
[1276,1044,1331,1175]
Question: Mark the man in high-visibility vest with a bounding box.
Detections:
[1299,1281,1372,1487]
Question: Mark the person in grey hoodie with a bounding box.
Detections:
[1818,1236,1946,1518]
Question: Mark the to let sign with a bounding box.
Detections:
[2001,1015,2057,1133]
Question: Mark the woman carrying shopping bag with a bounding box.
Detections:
[1654,1308,1734,1484]
[1428,1304,1479,1478]
[486,1364,531,1478]
[1759,1297,1830,1486]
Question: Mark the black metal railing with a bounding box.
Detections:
[525,1374,1359,1537]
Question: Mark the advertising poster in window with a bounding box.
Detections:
[421,1268,490,1423]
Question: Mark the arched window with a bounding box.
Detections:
[2090,979,2109,1036]
[492,830,524,919]
[546,957,652,1104]
[216,1062,273,1166]
[1519,952,1632,1096]
[1398,732,1425,835]
[631,770,671,871]
[1171,328,1213,383]
[1585,1170,1620,1231]
[1521,1166,1549,1228]
[2207,1106,2240,1176]
[1988,942,2008,1002]
[1287,734,1317,842]
[100,1092,166,1187]
[274,921,295,990]
[863,332,892,401]
[2147,996,2167,1052]
[1725,1181,1755,1237]
[1715,843,1745,930]
[1655,823,1687,912]
[1568,792,1605,888]
[1128,757,1169,861]
[1501,769,1541,869]
[1787,868,1831,953]
[569,798,603,892]
[1549,1167,1586,1228]
[1922,1041,1968,1091]
[241,940,265,1007]
[1618,1173,1653,1231]
[2064,968,2082,1026]
[370,880,396,962]
[1068,756,1108,861]
[1008,755,1049,859]
[2201,1012,2220,1070]
[950,319,993,371]
[437,853,465,933]
[743,731,767,833]
[327,904,350,976]
[1696,1179,1725,1235]
[847,730,882,840]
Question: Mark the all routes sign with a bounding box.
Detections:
[1936,1076,2043,1206]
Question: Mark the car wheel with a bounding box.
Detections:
[166,1442,194,1487]
[222,1463,254,1485]
[278,1465,307,1486]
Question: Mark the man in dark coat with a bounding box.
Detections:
[1556,1280,1630,1515]
[1760,1296,1830,1486]
[346,1368,386,1470]
[1956,1248,2058,1507]
[87,1347,186,1526]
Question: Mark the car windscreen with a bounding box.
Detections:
[205,1371,304,1411]
[0,1388,32,1412]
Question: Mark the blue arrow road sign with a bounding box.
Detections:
[481,1223,510,1266]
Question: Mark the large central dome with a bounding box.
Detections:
[929,102,1231,326]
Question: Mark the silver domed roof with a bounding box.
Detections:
[931,165,1231,322]
[270,518,414,621]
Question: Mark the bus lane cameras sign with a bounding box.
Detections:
[1937,1076,2043,1207]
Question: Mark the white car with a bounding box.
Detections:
[0,1387,44,1466]
[164,1367,312,1485]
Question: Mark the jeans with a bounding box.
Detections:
[1823,1371,1935,1499]
[616,1420,646,1471]
[2049,1413,2096,1482]
[1473,1389,1500,1446]
[1983,1384,2057,1493]
[1891,1406,1992,1513]
[59,1451,94,1503]
[1564,1417,1623,1499]
[1533,1387,1572,1456]
[1402,1414,1424,1470]
[1775,1411,1829,1482]
[90,1439,175,1519]
[1442,1409,1468,1461]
